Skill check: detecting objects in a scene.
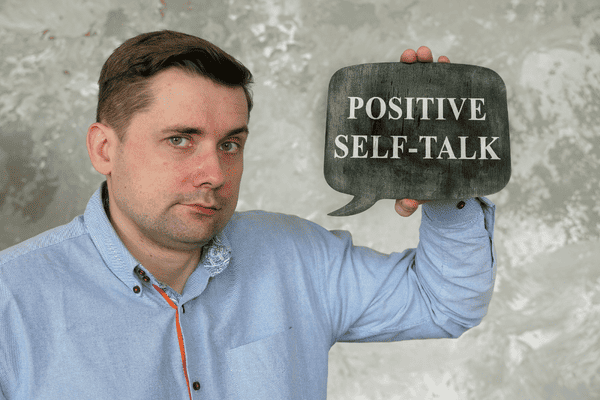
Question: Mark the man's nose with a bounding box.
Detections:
[190,148,225,188]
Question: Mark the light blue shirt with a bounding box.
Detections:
[0,183,496,399]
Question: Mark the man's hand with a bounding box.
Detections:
[395,199,430,217]
[395,46,450,217]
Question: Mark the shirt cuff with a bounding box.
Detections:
[421,198,483,228]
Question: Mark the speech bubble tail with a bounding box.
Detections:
[328,194,378,217]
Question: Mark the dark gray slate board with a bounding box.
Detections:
[324,62,510,216]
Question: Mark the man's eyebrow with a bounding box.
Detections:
[160,125,249,136]
[225,126,250,137]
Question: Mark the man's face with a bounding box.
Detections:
[106,68,249,251]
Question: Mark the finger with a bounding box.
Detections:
[438,55,450,63]
[400,49,417,63]
[416,46,433,63]
[395,199,419,217]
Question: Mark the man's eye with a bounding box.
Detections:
[220,141,241,153]
[169,137,191,147]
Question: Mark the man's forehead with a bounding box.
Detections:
[148,68,248,113]
[159,124,249,137]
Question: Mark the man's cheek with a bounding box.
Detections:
[224,164,243,187]
[219,180,238,199]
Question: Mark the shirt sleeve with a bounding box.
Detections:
[317,197,496,343]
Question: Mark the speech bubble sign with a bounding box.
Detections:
[324,62,510,216]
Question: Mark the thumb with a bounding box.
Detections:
[395,199,419,217]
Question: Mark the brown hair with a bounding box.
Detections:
[96,30,253,140]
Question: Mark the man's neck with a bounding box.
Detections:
[102,185,203,294]
[128,241,201,295]
[116,223,203,294]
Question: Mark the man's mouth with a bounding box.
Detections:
[181,203,220,216]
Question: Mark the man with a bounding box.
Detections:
[0,31,495,399]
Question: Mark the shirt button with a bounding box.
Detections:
[456,200,466,209]
[192,381,201,391]
[133,286,141,294]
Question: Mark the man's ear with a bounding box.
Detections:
[87,122,117,176]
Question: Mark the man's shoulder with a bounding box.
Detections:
[0,215,88,268]
[226,210,324,235]
[224,209,348,251]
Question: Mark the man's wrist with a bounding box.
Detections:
[421,198,483,227]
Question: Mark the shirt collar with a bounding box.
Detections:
[200,231,232,277]
[84,182,232,294]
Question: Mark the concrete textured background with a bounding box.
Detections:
[1,0,599,398]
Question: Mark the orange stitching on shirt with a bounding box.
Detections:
[154,285,193,400]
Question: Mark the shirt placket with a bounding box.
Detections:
[133,265,201,399]
[153,284,194,400]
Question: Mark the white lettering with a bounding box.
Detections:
[417,97,435,120]
[348,97,364,119]
[391,136,407,158]
[334,135,349,158]
[332,135,500,160]
[405,97,414,120]
[470,98,486,121]
[479,136,500,160]
[420,136,437,159]
[436,97,446,120]
[388,97,403,120]
[437,136,457,159]
[347,96,488,122]
[459,136,477,159]
[366,97,386,120]
[448,98,468,120]
[352,135,369,158]
[371,136,389,158]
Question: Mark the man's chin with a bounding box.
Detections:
[156,233,214,251]
[164,221,224,248]
[155,207,232,248]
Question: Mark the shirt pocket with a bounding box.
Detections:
[225,327,305,400]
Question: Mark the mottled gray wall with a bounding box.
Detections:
[1,0,599,398]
